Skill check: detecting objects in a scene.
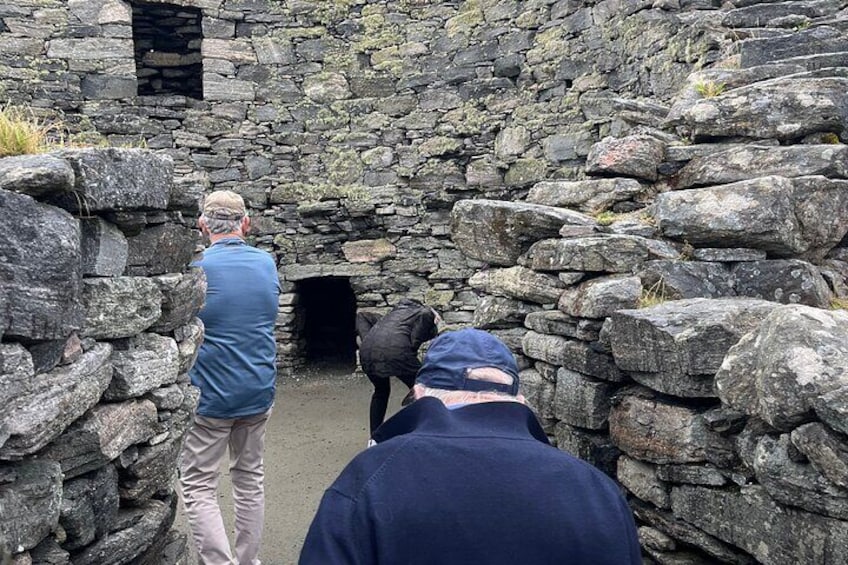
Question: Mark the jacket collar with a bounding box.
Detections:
[372,396,550,445]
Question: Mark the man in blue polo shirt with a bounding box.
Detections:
[180,190,280,565]
[299,328,641,565]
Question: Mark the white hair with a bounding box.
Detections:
[416,367,523,406]
[200,213,245,235]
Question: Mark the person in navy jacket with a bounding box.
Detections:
[299,328,642,565]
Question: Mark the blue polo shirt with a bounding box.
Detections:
[190,237,280,419]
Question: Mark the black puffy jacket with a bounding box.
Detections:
[359,299,437,379]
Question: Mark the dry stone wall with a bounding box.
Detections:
[451,3,848,563]
[0,0,730,371]
[0,149,202,564]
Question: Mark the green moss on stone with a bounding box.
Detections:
[504,158,547,187]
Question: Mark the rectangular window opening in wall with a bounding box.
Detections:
[131,1,203,99]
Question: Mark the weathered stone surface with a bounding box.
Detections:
[519,369,555,421]
[174,318,204,375]
[523,234,678,273]
[610,391,736,466]
[558,275,641,319]
[80,217,128,276]
[0,154,74,197]
[716,305,848,432]
[303,72,351,103]
[60,464,119,550]
[638,260,734,300]
[0,345,34,418]
[29,537,70,564]
[119,434,183,502]
[792,176,848,261]
[791,423,848,490]
[468,266,564,304]
[655,464,728,487]
[472,295,541,329]
[149,268,207,333]
[71,499,173,565]
[527,178,644,213]
[554,368,613,430]
[655,176,803,255]
[0,461,62,553]
[555,422,620,477]
[524,310,603,342]
[690,248,767,262]
[1,344,112,458]
[0,189,82,340]
[451,199,596,266]
[522,331,622,382]
[105,333,180,401]
[682,77,848,141]
[81,277,162,339]
[49,149,173,212]
[609,298,777,398]
[675,145,848,189]
[618,456,670,509]
[732,259,832,307]
[671,485,848,565]
[39,400,158,479]
[125,222,198,276]
[341,239,397,263]
[738,26,848,68]
[586,135,666,181]
[754,434,848,520]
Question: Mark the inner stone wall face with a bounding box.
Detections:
[0,0,726,371]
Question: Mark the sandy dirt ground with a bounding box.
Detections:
[174,367,408,565]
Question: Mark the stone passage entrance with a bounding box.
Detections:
[295,277,357,370]
[131,1,203,98]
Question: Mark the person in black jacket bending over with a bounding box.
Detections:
[356,298,439,439]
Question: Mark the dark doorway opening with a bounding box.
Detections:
[131,1,203,98]
[296,277,357,370]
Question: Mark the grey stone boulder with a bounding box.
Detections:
[554,368,614,430]
[609,298,777,398]
[0,189,82,340]
[618,456,670,509]
[586,135,666,182]
[754,434,848,520]
[468,266,565,304]
[119,434,183,503]
[81,277,162,339]
[522,331,622,382]
[0,154,74,197]
[60,464,119,550]
[738,26,848,68]
[0,345,34,419]
[524,310,603,342]
[672,485,848,565]
[71,498,173,565]
[791,423,848,490]
[792,176,848,262]
[49,148,173,213]
[691,248,766,262]
[655,464,728,487]
[30,537,70,564]
[674,145,848,189]
[523,234,678,273]
[724,4,845,29]
[519,368,555,421]
[174,318,204,374]
[610,391,736,466]
[124,222,198,276]
[0,461,62,553]
[169,170,209,214]
[527,178,644,213]
[39,400,158,479]
[80,217,128,276]
[731,259,832,307]
[105,333,180,401]
[558,275,641,319]
[555,422,620,477]
[655,176,804,255]
[0,344,112,459]
[638,260,734,300]
[472,295,542,329]
[149,268,207,333]
[451,199,596,266]
[681,77,848,141]
[716,305,848,432]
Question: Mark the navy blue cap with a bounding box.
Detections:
[415,329,520,395]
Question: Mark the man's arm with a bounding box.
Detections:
[409,307,437,349]
[299,488,362,565]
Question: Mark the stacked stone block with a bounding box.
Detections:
[0,149,201,564]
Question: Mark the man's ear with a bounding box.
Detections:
[241,216,251,235]
[197,217,209,236]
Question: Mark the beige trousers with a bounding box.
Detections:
[179,409,271,565]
